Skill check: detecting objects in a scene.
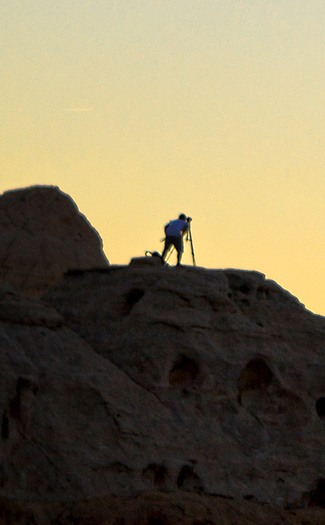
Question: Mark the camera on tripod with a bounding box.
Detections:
[186,216,192,222]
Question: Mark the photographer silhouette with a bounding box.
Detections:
[161,214,192,266]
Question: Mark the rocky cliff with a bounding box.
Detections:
[1,187,325,525]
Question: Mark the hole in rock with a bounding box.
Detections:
[243,495,254,501]
[169,356,199,388]
[237,358,273,398]
[309,479,325,507]
[145,464,168,490]
[239,285,250,294]
[123,288,145,314]
[177,465,203,493]
[316,397,325,418]
[154,466,167,489]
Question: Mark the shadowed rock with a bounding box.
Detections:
[0,185,109,294]
[1,190,325,524]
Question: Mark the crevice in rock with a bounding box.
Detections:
[239,285,250,294]
[151,321,185,332]
[143,464,168,491]
[177,465,203,493]
[123,288,145,315]
[9,377,38,421]
[113,365,171,414]
[169,356,199,388]
[316,397,325,418]
[206,493,234,500]
[1,413,9,440]
[153,465,167,490]
[309,479,325,507]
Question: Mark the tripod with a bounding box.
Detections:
[187,223,196,266]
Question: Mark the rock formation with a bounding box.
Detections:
[0,186,109,295]
[1,187,325,524]
[1,262,325,524]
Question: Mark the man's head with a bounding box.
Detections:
[179,213,186,221]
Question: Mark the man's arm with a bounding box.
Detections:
[181,221,190,235]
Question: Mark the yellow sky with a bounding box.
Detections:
[1,0,325,315]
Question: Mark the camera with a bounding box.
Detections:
[186,217,192,222]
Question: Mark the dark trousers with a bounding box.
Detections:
[162,235,184,264]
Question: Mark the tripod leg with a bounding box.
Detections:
[166,245,174,262]
[189,228,196,266]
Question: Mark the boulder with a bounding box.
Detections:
[0,186,109,295]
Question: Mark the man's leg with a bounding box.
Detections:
[174,237,184,266]
[161,237,172,262]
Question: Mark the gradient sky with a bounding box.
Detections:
[1,0,325,315]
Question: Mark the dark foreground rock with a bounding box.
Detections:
[0,186,109,295]
[2,492,325,525]
[1,263,325,524]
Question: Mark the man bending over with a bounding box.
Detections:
[161,214,190,266]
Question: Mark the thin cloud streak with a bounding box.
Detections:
[64,107,94,112]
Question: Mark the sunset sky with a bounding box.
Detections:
[1,0,325,315]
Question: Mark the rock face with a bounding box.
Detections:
[0,186,109,295]
[1,262,325,524]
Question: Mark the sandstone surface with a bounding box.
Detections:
[0,186,109,295]
[1,261,325,524]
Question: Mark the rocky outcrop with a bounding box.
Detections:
[1,262,325,524]
[0,186,109,295]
